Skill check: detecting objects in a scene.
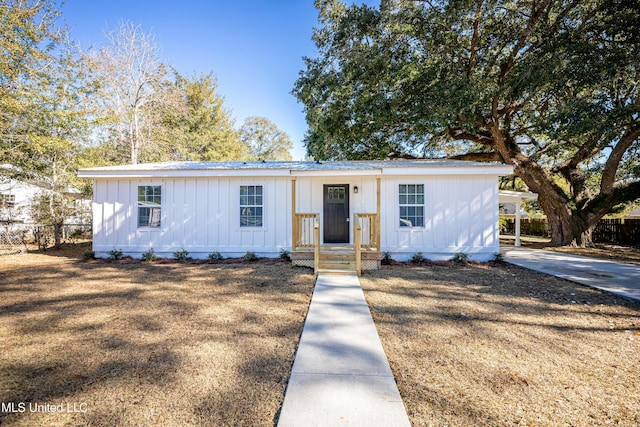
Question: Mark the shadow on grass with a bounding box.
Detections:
[360,263,640,426]
[0,256,315,426]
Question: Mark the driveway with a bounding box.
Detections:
[501,246,640,302]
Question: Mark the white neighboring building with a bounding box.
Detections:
[78,160,513,265]
[0,165,90,229]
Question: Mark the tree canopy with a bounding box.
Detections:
[240,116,293,161]
[294,0,640,245]
[151,72,249,162]
[1,3,288,237]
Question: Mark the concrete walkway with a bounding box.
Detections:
[501,246,640,301]
[277,273,411,427]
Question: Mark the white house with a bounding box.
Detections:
[78,160,513,271]
[1,165,90,228]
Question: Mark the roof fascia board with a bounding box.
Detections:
[290,169,381,177]
[382,166,514,176]
[77,169,291,179]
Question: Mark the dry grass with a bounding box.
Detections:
[361,262,640,427]
[0,244,315,426]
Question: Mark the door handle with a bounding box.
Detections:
[346,217,350,222]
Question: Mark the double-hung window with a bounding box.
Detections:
[399,184,424,227]
[240,185,263,227]
[138,186,161,227]
[0,194,16,209]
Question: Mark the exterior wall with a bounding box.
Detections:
[91,172,500,261]
[0,178,40,224]
[380,174,499,261]
[295,175,377,244]
[92,176,291,259]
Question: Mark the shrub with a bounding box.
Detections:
[381,251,393,265]
[279,248,291,261]
[108,249,123,260]
[83,250,96,260]
[207,251,224,262]
[411,252,425,263]
[243,251,258,261]
[453,252,469,264]
[173,248,190,261]
[492,252,505,262]
[142,248,158,261]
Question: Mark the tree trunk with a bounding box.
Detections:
[53,221,63,249]
[487,122,575,246]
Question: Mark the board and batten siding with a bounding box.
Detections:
[92,177,291,258]
[379,174,499,261]
[90,170,500,261]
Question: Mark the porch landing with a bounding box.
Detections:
[292,244,382,273]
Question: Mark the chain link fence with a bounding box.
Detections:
[1,223,92,253]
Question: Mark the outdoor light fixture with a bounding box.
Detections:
[354,186,359,194]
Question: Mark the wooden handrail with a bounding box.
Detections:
[313,218,320,275]
[355,213,378,250]
[354,214,362,276]
[293,213,319,250]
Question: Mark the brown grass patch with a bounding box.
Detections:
[0,244,314,426]
[361,262,640,426]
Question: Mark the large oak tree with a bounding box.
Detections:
[294,0,640,246]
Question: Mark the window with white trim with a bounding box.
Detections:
[399,184,424,227]
[240,185,263,227]
[138,186,161,227]
[0,193,16,209]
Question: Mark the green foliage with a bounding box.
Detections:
[173,248,190,261]
[109,249,123,260]
[411,252,425,263]
[240,116,293,161]
[243,251,258,261]
[296,0,640,246]
[498,216,508,234]
[381,251,393,265]
[141,248,158,261]
[207,251,224,262]
[150,72,249,162]
[452,252,469,264]
[1,0,63,169]
[83,250,95,260]
[279,248,291,261]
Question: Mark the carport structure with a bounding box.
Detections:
[499,190,538,246]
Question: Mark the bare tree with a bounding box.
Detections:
[87,21,168,164]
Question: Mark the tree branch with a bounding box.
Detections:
[600,123,640,194]
[447,126,494,146]
[448,151,502,162]
[498,0,551,85]
[586,179,640,217]
[467,0,484,76]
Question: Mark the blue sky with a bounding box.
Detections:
[60,1,375,160]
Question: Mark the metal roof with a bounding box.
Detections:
[79,159,513,176]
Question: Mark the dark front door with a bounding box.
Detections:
[323,184,350,243]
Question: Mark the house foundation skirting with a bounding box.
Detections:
[291,250,381,271]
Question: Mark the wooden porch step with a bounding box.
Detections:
[319,261,356,270]
[316,268,358,275]
[320,252,356,261]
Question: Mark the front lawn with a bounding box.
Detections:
[0,246,315,426]
[361,262,640,426]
